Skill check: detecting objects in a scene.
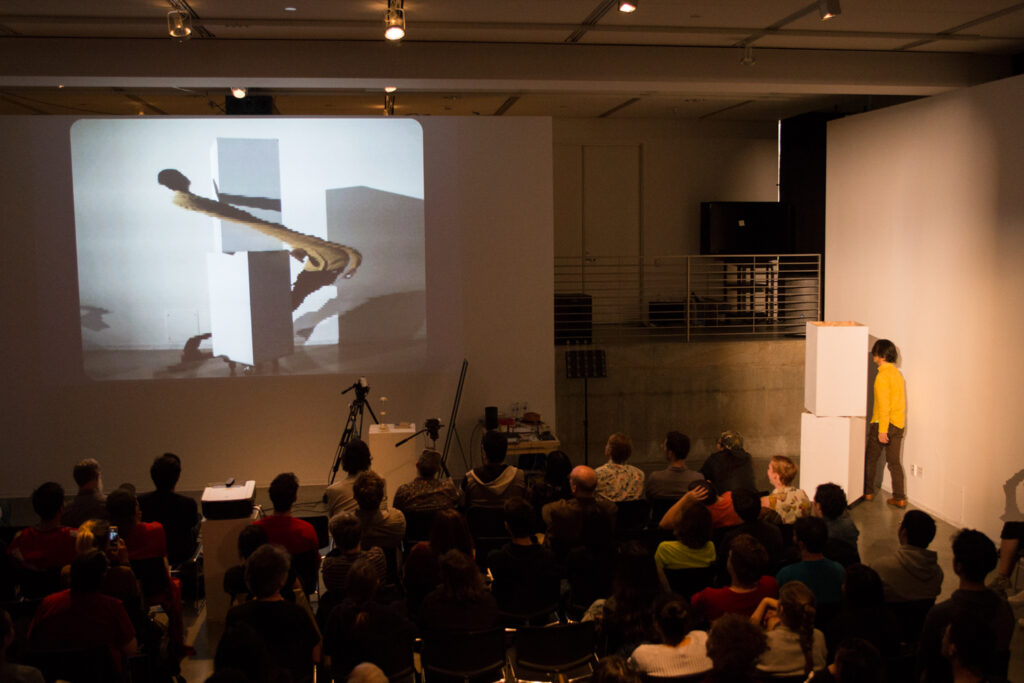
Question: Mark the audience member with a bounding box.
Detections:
[692,534,779,622]
[699,430,756,494]
[347,662,390,683]
[941,617,1005,683]
[717,488,784,569]
[325,439,386,517]
[462,430,527,508]
[644,431,703,500]
[703,613,767,683]
[592,655,642,683]
[417,549,498,633]
[402,508,474,615]
[658,480,741,532]
[776,516,846,608]
[138,453,201,566]
[7,482,77,574]
[917,528,1014,683]
[809,637,883,683]
[529,450,573,516]
[486,498,559,619]
[595,433,645,502]
[824,563,900,661]
[870,509,944,602]
[224,524,270,603]
[628,593,712,677]
[61,459,107,527]
[225,544,321,683]
[1,608,44,683]
[392,450,460,513]
[542,465,617,555]
[762,455,812,524]
[988,518,1024,603]
[654,503,715,574]
[254,473,322,577]
[353,471,406,549]
[815,482,861,567]
[587,541,664,657]
[212,620,288,683]
[69,519,144,625]
[321,513,386,594]
[752,580,826,676]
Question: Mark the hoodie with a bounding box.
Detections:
[871,544,944,601]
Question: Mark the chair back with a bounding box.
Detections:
[421,628,507,683]
[290,548,321,597]
[403,509,439,545]
[29,646,122,683]
[662,566,715,600]
[615,499,651,539]
[465,507,507,539]
[129,557,170,602]
[297,515,330,550]
[887,597,935,645]
[513,621,597,675]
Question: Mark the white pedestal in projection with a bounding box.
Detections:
[207,251,294,366]
[800,412,866,499]
[367,424,419,503]
[804,321,869,417]
[201,511,258,625]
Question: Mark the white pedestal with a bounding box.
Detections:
[207,251,294,366]
[804,321,869,417]
[201,511,258,625]
[799,412,866,500]
[367,424,420,496]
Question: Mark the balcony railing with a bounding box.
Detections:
[554,253,821,343]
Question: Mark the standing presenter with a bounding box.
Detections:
[863,338,907,507]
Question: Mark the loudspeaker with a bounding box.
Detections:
[554,293,592,345]
[225,95,275,115]
[484,406,498,430]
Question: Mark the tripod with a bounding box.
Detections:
[324,378,379,499]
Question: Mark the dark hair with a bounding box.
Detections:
[871,339,897,363]
[653,593,692,646]
[244,544,290,598]
[341,439,372,475]
[268,472,299,512]
[150,453,182,492]
[503,497,535,538]
[70,549,108,593]
[945,613,995,674]
[843,564,884,606]
[438,549,486,602]
[105,487,138,530]
[832,637,882,683]
[72,459,101,487]
[778,580,817,675]
[31,482,65,520]
[353,471,386,512]
[794,516,828,554]
[688,478,718,504]
[951,528,998,583]
[900,510,936,548]
[429,508,474,556]
[731,488,761,523]
[706,613,767,677]
[814,483,848,520]
[728,534,769,587]
[606,433,632,464]
[544,450,573,487]
[481,430,508,464]
[328,512,361,551]
[665,431,691,460]
[675,503,713,549]
[416,450,442,478]
[345,555,380,606]
[237,524,269,560]
[592,655,642,683]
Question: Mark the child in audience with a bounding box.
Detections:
[628,594,712,677]
[761,456,812,524]
[751,580,826,677]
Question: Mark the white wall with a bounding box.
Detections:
[0,116,554,497]
[825,74,1024,539]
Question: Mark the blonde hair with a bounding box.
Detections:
[75,519,110,555]
[778,581,817,674]
[769,455,798,486]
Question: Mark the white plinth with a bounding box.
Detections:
[201,511,258,625]
[799,412,866,500]
[207,251,294,366]
[367,424,420,496]
[805,321,869,417]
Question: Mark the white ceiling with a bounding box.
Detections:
[0,0,1022,119]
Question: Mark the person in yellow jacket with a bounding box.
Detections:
[864,338,907,507]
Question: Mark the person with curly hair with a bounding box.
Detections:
[751,580,826,676]
[704,613,766,683]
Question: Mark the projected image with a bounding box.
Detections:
[71,119,425,380]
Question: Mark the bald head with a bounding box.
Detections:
[569,466,597,498]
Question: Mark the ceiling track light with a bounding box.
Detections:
[167,10,192,38]
[740,45,756,66]
[231,87,247,99]
[384,0,406,41]
[818,0,841,21]
[384,92,396,116]
[618,1,637,12]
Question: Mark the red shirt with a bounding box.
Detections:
[121,521,168,561]
[29,589,135,668]
[7,526,77,571]
[691,575,779,621]
[254,514,321,567]
[708,491,743,528]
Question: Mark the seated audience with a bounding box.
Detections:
[402,508,474,614]
[462,430,526,508]
[645,431,703,501]
[807,637,883,683]
[529,450,573,517]
[592,655,643,683]
[347,662,389,683]
[392,449,460,513]
[824,563,899,661]
[353,471,406,549]
[68,519,144,626]
[486,498,559,619]
[61,459,107,528]
[717,488,784,570]
[752,580,826,676]
[225,544,321,683]
[776,516,845,608]
[870,508,944,602]
[814,482,861,567]
[703,613,767,683]
[542,465,617,556]
[321,513,386,594]
[699,430,756,494]
[654,503,715,574]
[942,616,1004,683]
[586,541,665,657]
[692,534,778,622]
[917,528,1014,683]
[325,439,386,517]
[417,549,498,633]
[254,473,322,569]
[212,620,288,683]
[762,455,812,524]
[28,550,138,669]
[1,608,44,683]
[138,453,201,566]
[595,432,644,502]
[8,482,77,579]
[988,516,1024,603]
[628,593,712,677]
[658,480,741,532]
[224,524,270,603]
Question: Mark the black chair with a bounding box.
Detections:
[757,675,811,683]
[291,548,321,598]
[614,499,651,540]
[420,628,507,683]
[644,675,708,683]
[564,545,615,620]
[510,622,597,683]
[129,557,171,603]
[466,507,507,539]
[28,646,124,683]
[403,509,439,547]
[662,566,715,600]
[887,597,935,645]
[298,515,331,551]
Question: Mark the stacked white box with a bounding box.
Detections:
[804,321,869,417]
[800,413,866,499]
